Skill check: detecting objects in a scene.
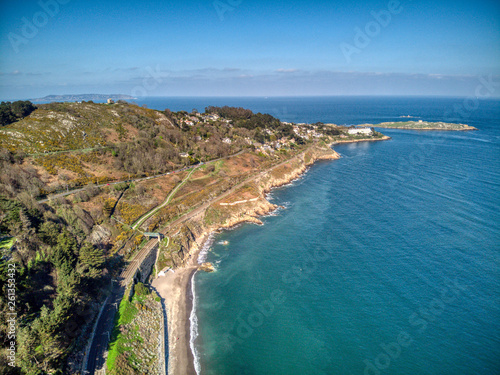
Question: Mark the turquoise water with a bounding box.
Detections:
[178,97,500,375]
[137,96,499,374]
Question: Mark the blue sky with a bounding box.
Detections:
[1,0,499,99]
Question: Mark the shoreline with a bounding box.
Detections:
[186,270,196,374]
[152,139,388,374]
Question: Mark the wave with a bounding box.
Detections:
[263,201,290,217]
[189,272,201,375]
[265,191,275,200]
[197,233,215,264]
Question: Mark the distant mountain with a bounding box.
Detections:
[31,94,135,102]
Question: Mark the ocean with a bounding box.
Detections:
[140,96,500,375]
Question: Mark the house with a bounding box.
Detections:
[347,127,373,136]
[180,152,189,158]
[107,99,114,104]
[222,138,232,144]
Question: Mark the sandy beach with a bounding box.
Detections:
[152,234,210,375]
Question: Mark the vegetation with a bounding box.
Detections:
[205,105,295,139]
[0,236,15,249]
[0,101,36,127]
[107,282,162,375]
[0,195,108,374]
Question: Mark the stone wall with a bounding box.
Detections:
[134,240,159,283]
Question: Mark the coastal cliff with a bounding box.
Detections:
[161,145,340,270]
[152,144,352,375]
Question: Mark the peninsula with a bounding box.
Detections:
[366,120,477,131]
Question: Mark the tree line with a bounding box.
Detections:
[0,194,110,374]
[0,101,36,127]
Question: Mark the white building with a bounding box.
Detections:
[347,127,373,136]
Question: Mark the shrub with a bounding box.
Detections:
[134,282,149,296]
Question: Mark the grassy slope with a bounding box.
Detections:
[107,285,162,373]
[0,102,162,153]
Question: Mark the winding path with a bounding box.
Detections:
[132,165,201,230]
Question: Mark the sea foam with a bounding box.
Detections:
[197,233,215,264]
[189,272,201,375]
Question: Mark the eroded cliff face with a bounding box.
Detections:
[259,145,340,192]
[169,221,205,267]
[160,146,340,269]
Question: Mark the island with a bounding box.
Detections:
[364,120,477,131]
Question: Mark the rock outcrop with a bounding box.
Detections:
[198,262,216,273]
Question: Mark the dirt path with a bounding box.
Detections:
[132,165,201,230]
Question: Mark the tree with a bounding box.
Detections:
[0,101,35,126]
[10,101,36,118]
[0,102,15,126]
[51,231,77,270]
[79,242,105,270]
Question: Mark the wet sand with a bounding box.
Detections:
[152,234,208,375]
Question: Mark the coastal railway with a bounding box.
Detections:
[84,237,160,374]
[83,148,312,374]
[119,238,160,286]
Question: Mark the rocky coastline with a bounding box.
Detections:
[152,141,392,375]
[152,145,344,374]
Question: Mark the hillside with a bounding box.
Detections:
[0,102,253,197]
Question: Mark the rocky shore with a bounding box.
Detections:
[332,135,392,144]
[151,144,357,374]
